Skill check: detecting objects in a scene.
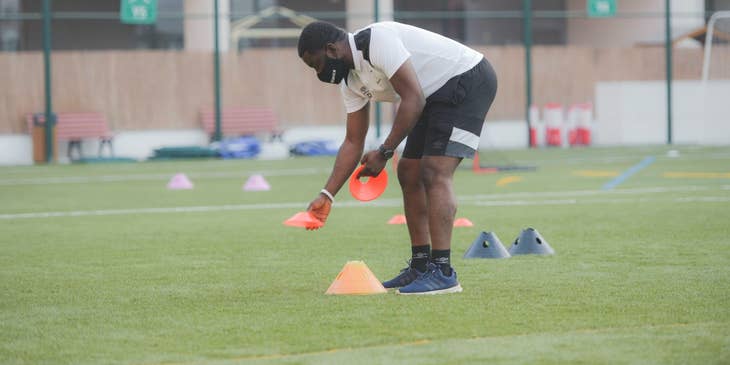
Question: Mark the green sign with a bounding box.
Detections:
[120,0,158,24]
[587,0,616,18]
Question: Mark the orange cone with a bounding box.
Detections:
[325,261,387,295]
[472,153,498,174]
[349,165,388,202]
[453,218,474,227]
[387,214,407,224]
[283,211,323,229]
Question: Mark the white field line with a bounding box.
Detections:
[0,168,327,185]
[465,185,730,201]
[472,196,729,206]
[503,151,730,165]
[675,196,730,203]
[0,203,307,219]
[1,185,728,220]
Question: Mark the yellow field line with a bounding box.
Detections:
[496,176,523,186]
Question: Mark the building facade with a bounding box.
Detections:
[2,0,728,52]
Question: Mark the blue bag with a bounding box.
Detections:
[289,140,339,156]
[218,136,261,159]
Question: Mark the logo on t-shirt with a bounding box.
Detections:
[360,86,373,99]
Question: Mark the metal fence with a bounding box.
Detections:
[0,0,727,162]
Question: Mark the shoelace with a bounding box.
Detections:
[396,259,413,274]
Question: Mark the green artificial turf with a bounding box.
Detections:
[0,146,728,365]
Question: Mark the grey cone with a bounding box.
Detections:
[463,231,511,259]
[508,228,555,255]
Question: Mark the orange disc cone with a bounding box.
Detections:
[453,218,474,227]
[325,261,387,295]
[388,214,407,225]
[349,165,388,202]
[283,211,323,229]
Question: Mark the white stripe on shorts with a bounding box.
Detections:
[449,127,480,150]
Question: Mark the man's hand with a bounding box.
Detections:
[357,150,387,178]
[306,194,332,230]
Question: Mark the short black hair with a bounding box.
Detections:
[297,21,347,57]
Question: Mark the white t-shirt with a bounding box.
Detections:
[340,21,484,114]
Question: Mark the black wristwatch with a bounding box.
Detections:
[378,144,394,160]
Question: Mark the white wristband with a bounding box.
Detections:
[320,189,335,203]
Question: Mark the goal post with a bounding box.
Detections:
[702,11,730,82]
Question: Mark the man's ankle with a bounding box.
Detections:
[431,249,452,276]
[410,244,430,272]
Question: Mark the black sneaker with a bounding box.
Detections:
[382,264,426,289]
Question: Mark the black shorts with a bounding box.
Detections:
[402,58,497,159]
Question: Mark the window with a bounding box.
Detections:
[8,0,183,51]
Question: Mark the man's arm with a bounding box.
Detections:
[323,104,370,195]
[359,59,425,177]
[382,59,426,152]
[306,104,369,226]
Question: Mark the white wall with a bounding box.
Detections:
[0,129,208,165]
[112,129,209,159]
[0,135,32,165]
[184,0,230,52]
[480,121,529,149]
[0,120,531,166]
[594,80,730,145]
[2,78,728,166]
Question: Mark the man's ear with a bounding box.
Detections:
[324,42,338,58]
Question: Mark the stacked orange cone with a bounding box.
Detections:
[325,261,387,295]
[453,218,474,227]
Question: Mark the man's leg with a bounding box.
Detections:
[398,59,496,295]
[381,157,431,289]
[421,155,462,275]
[397,158,430,248]
[396,154,464,295]
[382,121,431,289]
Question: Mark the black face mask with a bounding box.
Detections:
[317,55,349,84]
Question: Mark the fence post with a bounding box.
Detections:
[665,0,673,144]
[42,0,54,162]
[523,0,533,148]
[213,0,222,142]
